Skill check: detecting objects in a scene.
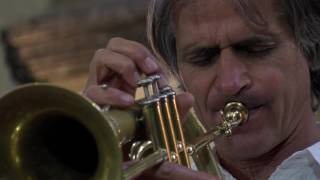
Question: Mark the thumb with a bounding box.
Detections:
[176,92,194,121]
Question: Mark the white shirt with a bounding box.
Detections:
[220,141,320,180]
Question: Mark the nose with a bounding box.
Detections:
[215,49,252,96]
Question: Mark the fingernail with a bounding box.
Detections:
[145,57,158,71]
[121,94,134,104]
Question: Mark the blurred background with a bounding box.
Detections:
[0,0,319,118]
[0,0,149,95]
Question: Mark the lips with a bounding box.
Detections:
[225,103,266,135]
[210,94,266,111]
[207,95,268,129]
[214,103,265,123]
[248,104,264,119]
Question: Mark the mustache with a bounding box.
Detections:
[210,94,267,111]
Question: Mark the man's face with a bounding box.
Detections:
[175,0,312,160]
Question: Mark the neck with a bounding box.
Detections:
[217,113,320,180]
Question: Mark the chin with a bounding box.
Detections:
[215,128,279,160]
[206,105,280,159]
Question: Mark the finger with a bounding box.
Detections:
[94,48,141,87]
[176,92,194,121]
[122,161,137,170]
[107,37,170,88]
[112,76,137,95]
[107,37,161,75]
[83,85,135,107]
[85,54,100,88]
[158,72,169,88]
[138,162,218,180]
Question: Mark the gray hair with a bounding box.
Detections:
[147,0,320,111]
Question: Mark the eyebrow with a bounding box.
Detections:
[181,46,220,61]
[180,33,278,60]
[233,34,278,48]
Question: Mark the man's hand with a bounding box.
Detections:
[83,37,166,107]
[83,37,213,179]
[133,161,219,180]
[83,36,194,123]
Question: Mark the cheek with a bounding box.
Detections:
[253,61,290,110]
[259,68,282,94]
[280,55,311,120]
[180,65,212,97]
[179,64,216,118]
[269,54,310,106]
[254,53,311,130]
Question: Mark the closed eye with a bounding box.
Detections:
[232,36,278,58]
[234,44,276,57]
[184,47,220,67]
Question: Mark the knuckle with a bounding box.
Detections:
[119,60,135,76]
[127,41,149,60]
[133,48,148,61]
[93,48,105,60]
[91,49,105,67]
[88,59,96,71]
[107,37,125,48]
[131,41,149,54]
[108,37,150,62]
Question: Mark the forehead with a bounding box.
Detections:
[174,0,282,48]
[174,0,277,23]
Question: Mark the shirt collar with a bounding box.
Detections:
[218,141,320,180]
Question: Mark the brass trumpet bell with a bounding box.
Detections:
[0,84,125,180]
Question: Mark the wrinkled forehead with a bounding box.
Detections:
[172,0,279,30]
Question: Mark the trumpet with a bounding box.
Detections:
[0,75,248,180]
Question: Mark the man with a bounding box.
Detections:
[83,0,320,179]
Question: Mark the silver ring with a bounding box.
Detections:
[100,83,109,90]
[101,105,111,112]
[98,83,111,112]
